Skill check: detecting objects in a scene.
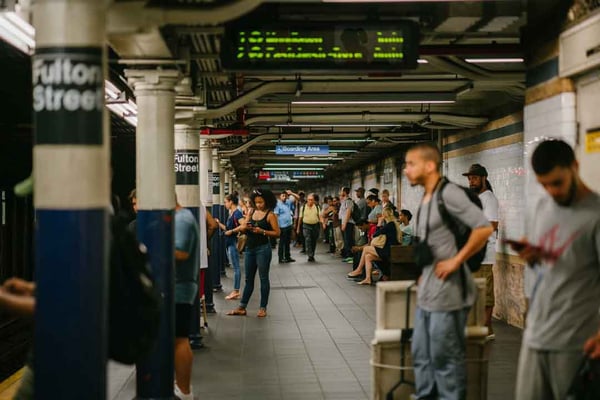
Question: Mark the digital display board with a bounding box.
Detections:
[221,21,419,72]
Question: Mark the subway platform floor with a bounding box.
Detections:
[109,243,523,400]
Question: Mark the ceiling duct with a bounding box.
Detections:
[433,2,483,33]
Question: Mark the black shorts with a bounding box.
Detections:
[175,303,192,338]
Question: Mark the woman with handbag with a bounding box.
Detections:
[347,207,401,285]
[227,188,280,318]
[215,194,244,300]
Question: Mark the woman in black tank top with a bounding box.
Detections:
[227,188,280,318]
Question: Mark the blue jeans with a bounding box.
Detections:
[411,307,469,400]
[226,243,241,290]
[240,243,272,309]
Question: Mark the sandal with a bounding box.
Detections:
[256,308,267,318]
[357,279,372,286]
[225,291,240,300]
[226,307,247,316]
[347,271,362,278]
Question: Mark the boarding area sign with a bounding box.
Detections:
[276,145,329,155]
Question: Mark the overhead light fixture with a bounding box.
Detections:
[291,92,455,105]
[263,167,325,171]
[417,59,429,64]
[465,58,524,63]
[270,138,375,143]
[276,123,401,128]
[0,12,35,54]
[264,163,331,167]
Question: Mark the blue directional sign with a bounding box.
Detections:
[275,145,329,155]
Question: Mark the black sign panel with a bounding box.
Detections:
[34,47,103,145]
[212,172,220,195]
[175,150,199,185]
[221,21,419,72]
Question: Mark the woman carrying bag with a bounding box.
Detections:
[215,194,244,300]
[347,207,401,285]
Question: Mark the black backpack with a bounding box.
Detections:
[437,177,486,272]
[350,200,363,224]
[108,214,161,364]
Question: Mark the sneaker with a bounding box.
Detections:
[486,333,496,341]
[346,259,354,264]
[174,384,194,400]
[287,258,296,262]
[308,256,315,262]
[343,257,353,263]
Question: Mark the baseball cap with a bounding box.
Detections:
[368,188,379,195]
[462,164,488,177]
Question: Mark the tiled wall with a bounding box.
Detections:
[444,142,526,242]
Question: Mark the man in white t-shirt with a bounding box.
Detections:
[463,163,499,338]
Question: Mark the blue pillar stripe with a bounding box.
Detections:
[34,209,107,399]
[135,209,175,399]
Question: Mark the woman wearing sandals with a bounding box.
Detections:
[227,188,280,318]
[215,194,244,300]
[347,206,401,285]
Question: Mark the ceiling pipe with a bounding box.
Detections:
[244,113,488,128]
[194,79,521,119]
[107,0,265,34]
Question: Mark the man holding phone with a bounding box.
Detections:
[508,139,600,400]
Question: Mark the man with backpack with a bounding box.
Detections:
[404,143,493,400]
[298,193,321,262]
[463,163,499,339]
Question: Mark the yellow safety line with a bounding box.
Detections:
[0,368,24,399]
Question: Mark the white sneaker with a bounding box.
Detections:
[174,383,194,400]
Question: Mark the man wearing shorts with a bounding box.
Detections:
[174,200,200,400]
[463,163,499,338]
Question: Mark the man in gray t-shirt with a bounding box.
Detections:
[404,143,492,400]
[508,140,600,400]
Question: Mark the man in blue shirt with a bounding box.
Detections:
[174,200,200,400]
[274,191,296,263]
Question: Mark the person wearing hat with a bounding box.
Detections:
[462,163,499,339]
[354,187,368,221]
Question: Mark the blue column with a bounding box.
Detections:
[32,2,107,398]
[126,69,180,400]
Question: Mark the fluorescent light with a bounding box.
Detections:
[417,59,429,64]
[263,167,325,171]
[275,124,400,128]
[271,139,374,143]
[0,13,34,54]
[264,163,331,167]
[465,58,524,63]
[292,100,454,105]
[291,92,455,105]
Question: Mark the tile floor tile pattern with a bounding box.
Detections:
[109,244,522,400]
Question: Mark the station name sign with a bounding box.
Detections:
[221,21,419,72]
[258,171,324,181]
[276,145,329,155]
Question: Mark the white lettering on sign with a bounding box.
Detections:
[32,58,104,112]
[174,153,200,172]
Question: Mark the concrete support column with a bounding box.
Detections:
[174,125,204,348]
[32,1,108,397]
[126,68,180,400]
[198,138,215,308]
[199,139,212,207]
[223,168,231,195]
[211,148,221,205]
[210,147,225,287]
